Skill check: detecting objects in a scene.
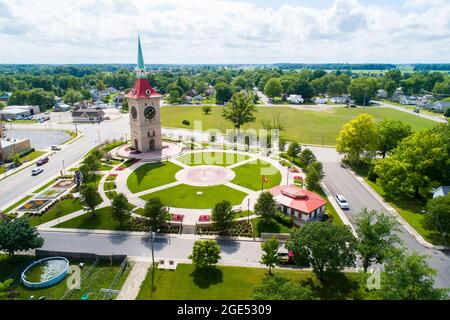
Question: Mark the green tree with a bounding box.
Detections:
[222,91,256,131]
[348,77,377,105]
[336,113,378,162]
[377,250,448,300]
[215,82,233,104]
[299,149,317,168]
[260,236,279,274]
[264,78,283,100]
[384,80,397,98]
[143,197,169,232]
[354,209,400,272]
[424,194,450,237]
[63,89,83,105]
[111,193,131,229]
[287,142,301,162]
[254,192,278,223]
[327,80,348,97]
[82,153,101,177]
[0,218,44,256]
[189,240,221,271]
[80,185,102,216]
[294,79,314,101]
[202,105,212,115]
[167,85,183,104]
[96,80,106,91]
[286,222,357,282]
[211,201,235,234]
[0,279,13,300]
[252,274,315,300]
[306,161,324,190]
[376,119,412,158]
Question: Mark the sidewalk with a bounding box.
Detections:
[116,261,150,300]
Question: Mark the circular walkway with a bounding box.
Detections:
[175,165,235,187]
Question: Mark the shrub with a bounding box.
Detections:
[182,120,190,126]
[367,165,378,182]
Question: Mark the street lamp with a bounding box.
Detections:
[247,198,250,223]
[148,229,160,297]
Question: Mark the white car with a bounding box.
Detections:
[335,194,349,209]
[51,145,62,151]
[31,167,44,176]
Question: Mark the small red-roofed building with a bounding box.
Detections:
[268,184,327,225]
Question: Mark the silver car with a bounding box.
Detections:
[335,194,349,209]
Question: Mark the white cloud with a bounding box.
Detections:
[0,0,449,63]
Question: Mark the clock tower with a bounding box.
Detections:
[125,36,163,152]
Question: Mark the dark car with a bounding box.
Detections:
[36,157,49,166]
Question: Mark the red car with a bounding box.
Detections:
[36,157,49,166]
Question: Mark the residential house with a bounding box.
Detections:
[432,186,450,198]
[193,95,204,102]
[376,89,388,99]
[287,95,304,104]
[330,95,349,104]
[313,97,327,104]
[53,103,72,112]
[71,107,105,123]
[185,89,198,98]
[433,101,450,113]
[0,92,12,102]
[268,185,327,226]
[399,96,417,105]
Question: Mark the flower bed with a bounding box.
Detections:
[52,180,75,189]
[127,217,180,234]
[199,215,211,222]
[18,200,51,212]
[197,221,253,238]
[171,214,184,222]
[106,174,118,181]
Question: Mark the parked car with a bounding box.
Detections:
[413,108,420,114]
[36,157,49,166]
[335,194,349,209]
[31,167,44,176]
[51,145,62,151]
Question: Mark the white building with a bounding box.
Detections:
[287,95,304,104]
[313,97,327,104]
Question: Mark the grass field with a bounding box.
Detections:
[251,217,292,236]
[161,106,435,146]
[177,152,251,167]
[231,160,281,191]
[55,206,125,231]
[136,264,365,300]
[20,151,46,162]
[27,198,83,227]
[127,162,182,193]
[140,184,247,209]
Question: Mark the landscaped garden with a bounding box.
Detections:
[127,162,182,193]
[177,152,251,167]
[140,184,248,209]
[231,159,282,191]
[26,198,83,227]
[137,264,365,300]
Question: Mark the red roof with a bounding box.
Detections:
[125,78,161,99]
[269,185,326,215]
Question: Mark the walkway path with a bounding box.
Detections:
[116,260,151,300]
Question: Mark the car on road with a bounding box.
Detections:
[51,145,62,151]
[413,108,420,114]
[31,167,44,176]
[335,194,349,209]
[36,157,49,166]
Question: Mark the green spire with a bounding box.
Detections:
[137,35,145,76]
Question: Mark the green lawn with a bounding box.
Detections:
[177,152,250,167]
[140,184,247,209]
[0,255,130,300]
[251,217,293,237]
[32,178,58,194]
[27,198,83,227]
[2,195,33,213]
[127,162,182,194]
[20,151,46,162]
[232,160,282,191]
[161,106,435,146]
[137,264,365,300]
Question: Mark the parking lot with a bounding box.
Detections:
[5,129,70,150]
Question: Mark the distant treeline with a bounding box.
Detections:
[273,64,397,70]
[412,64,450,71]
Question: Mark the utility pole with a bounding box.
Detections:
[97,130,102,144]
[62,159,66,177]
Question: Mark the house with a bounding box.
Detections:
[105,87,117,94]
[432,186,450,198]
[268,185,327,226]
[313,97,327,104]
[185,89,198,98]
[287,95,304,104]
[205,87,214,97]
[193,95,204,102]
[0,92,12,102]
[73,100,93,110]
[54,96,63,106]
[54,103,72,112]
[331,95,349,104]
[399,96,417,105]
[376,89,388,99]
[433,101,450,113]
[71,108,105,123]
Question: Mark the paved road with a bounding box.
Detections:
[5,129,70,150]
[0,109,128,208]
[309,146,450,288]
[40,231,263,265]
[379,102,447,123]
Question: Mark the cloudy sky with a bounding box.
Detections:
[0,0,449,64]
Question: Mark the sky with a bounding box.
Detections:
[0,0,449,64]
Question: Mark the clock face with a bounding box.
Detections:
[144,106,156,120]
[131,106,137,120]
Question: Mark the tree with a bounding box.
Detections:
[222,91,256,131]
[384,80,397,98]
[375,126,449,198]
[327,80,348,97]
[354,209,400,272]
[299,149,317,168]
[96,80,106,91]
[251,274,315,300]
[294,79,314,101]
[336,113,378,162]
[306,161,324,190]
[211,201,235,234]
[143,197,169,232]
[215,82,233,104]
[260,236,279,274]
[264,78,282,100]
[444,108,450,118]
[286,222,357,282]
[377,250,448,300]
[82,153,101,178]
[376,119,412,158]
[254,192,278,223]
[0,279,13,300]
[348,77,377,105]
[424,194,450,237]
[80,185,102,216]
[189,240,221,271]
[287,142,301,162]
[202,105,212,115]
[63,89,83,105]
[111,193,131,229]
[0,218,44,256]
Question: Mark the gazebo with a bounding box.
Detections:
[268,185,327,225]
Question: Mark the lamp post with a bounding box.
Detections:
[247,198,250,223]
[149,229,160,297]
[287,166,291,186]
